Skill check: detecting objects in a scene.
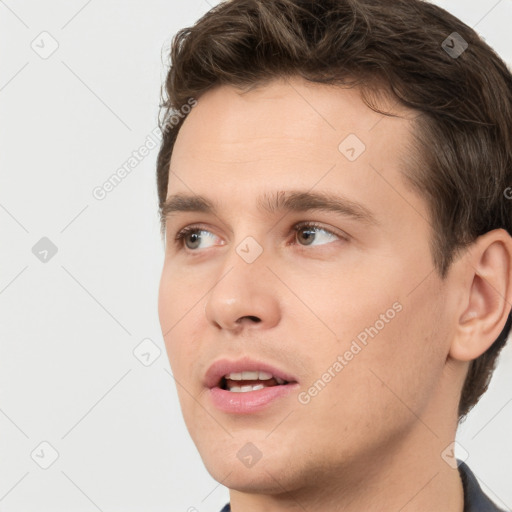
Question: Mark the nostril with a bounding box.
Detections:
[236,315,261,324]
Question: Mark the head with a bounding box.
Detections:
[156,0,512,494]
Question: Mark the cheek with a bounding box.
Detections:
[293,294,448,464]
[158,267,208,429]
[307,256,448,425]
[158,264,202,375]
[347,280,447,419]
[158,258,208,329]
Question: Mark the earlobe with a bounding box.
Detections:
[449,229,512,362]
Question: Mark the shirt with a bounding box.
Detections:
[218,461,506,512]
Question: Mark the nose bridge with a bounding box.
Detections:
[218,214,269,276]
[204,234,281,331]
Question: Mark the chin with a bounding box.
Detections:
[205,459,296,494]
[195,437,289,485]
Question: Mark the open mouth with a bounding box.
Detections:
[219,371,290,392]
[207,363,300,412]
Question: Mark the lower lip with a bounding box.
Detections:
[208,383,299,414]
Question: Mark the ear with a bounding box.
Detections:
[449,228,512,362]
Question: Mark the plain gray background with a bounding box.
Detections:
[1,1,511,511]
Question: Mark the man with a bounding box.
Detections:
[156,0,512,510]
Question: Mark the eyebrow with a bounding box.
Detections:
[160,190,379,230]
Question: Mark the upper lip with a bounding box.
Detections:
[204,357,299,389]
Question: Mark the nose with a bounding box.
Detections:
[204,261,281,334]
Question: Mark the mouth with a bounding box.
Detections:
[204,357,299,390]
[204,358,300,413]
[218,371,290,392]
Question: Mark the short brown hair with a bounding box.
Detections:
[156,0,512,421]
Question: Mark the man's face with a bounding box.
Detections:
[158,78,457,492]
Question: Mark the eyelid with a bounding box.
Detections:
[292,221,350,242]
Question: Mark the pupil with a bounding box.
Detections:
[187,232,200,249]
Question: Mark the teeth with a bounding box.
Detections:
[229,384,265,392]
[225,370,274,381]
[222,370,290,391]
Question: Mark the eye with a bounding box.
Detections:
[173,222,344,252]
[292,221,341,247]
[174,226,221,251]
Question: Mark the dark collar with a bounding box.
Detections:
[219,462,506,512]
[458,461,505,512]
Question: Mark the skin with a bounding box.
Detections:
[158,76,512,512]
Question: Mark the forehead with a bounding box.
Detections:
[166,77,425,229]
[170,77,414,173]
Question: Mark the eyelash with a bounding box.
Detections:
[173,221,346,253]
